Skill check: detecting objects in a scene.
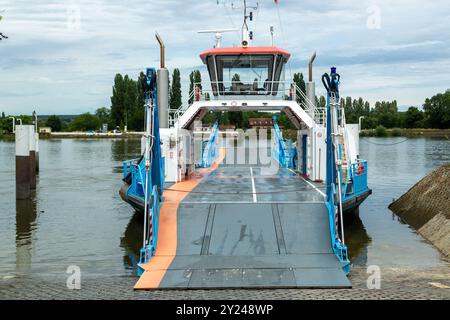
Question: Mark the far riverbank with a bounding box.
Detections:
[360,128,450,138]
[1,128,449,141]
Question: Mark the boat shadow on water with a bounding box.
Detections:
[344,214,372,266]
[120,211,143,276]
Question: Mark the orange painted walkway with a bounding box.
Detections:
[134,149,225,290]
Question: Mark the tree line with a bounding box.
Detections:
[1,71,449,134]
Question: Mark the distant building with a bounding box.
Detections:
[39,127,52,134]
[219,124,236,130]
[248,118,273,129]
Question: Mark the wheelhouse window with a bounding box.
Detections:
[207,54,285,96]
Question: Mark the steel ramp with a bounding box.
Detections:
[135,166,351,289]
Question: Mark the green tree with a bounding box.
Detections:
[189,70,202,104]
[68,113,100,131]
[128,72,146,132]
[0,114,12,133]
[95,107,110,122]
[277,113,295,129]
[373,100,399,128]
[169,68,182,110]
[317,96,326,109]
[423,90,450,129]
[110,72,146,131]
[403,106,425,128]
[123,75,138,130]
[293,73,306,103]
[375,125,387,137]
[219,112,230,125]
[111,74,126,128]
[45,115,63,132]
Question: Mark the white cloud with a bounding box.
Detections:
[0,0,449,114]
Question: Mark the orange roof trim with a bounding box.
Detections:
[200,46,291,62]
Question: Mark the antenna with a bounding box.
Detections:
[227,0,258,46]
[270,25,274,46]
[198,29,239,48]
[241,0,259,46]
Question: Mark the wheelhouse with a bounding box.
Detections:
[200,46,291,97]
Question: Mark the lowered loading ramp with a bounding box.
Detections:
[135,165,351,289]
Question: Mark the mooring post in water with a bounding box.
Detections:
[28,125,37,189]
[35,131,39,173]
[15,125,31,199]
[33,111,39,173]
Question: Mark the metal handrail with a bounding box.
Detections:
[169,80,328,127]
[291,82,326,125]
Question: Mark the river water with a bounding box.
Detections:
[0,137,449,281]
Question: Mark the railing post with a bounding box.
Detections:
[29,126,37,189]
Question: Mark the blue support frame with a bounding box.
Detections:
[200,120,219,168]
[121,67,165,275]
[324,70,350,274]
[272,115,297,169]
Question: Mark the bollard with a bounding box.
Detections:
[28,126,37,189]
[35,132,39,173]
[15,125,31,199]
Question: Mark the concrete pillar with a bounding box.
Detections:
[28,126,37,189]
[157,68,169,128]
[15,125,31,200]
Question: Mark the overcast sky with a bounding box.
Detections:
[1,0,449,115]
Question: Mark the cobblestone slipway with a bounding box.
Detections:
[1,266,449,300]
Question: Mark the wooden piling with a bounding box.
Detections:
[35,132,39,173]
[29,126,37,189]
[15,125,31,200]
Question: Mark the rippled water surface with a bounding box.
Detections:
[0,137,449,280]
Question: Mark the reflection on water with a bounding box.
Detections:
[120,212,142,276]
[111,139,141,162]
[0,137,448,279]
[344,215,371,266]
[15,198,38,275]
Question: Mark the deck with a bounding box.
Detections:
[135,156,350,289]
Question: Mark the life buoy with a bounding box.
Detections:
[357,163,364,175]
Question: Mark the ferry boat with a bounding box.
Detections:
[119,1,371,289]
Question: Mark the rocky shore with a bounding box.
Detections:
[389,164,450,257]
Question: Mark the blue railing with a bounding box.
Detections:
[201,120,219,168]
[139,184,161,265]
[350,161,368,195]
[272,115,297,169]
[341,160,369,202]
